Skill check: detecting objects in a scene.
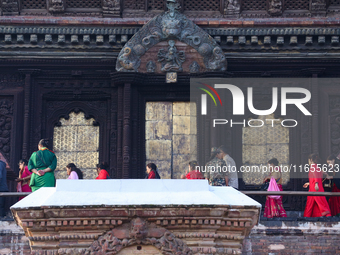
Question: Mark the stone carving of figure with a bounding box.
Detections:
[129,218,148,240]
[48,0,64,13]
[146,61,156,73]
[117,47,140,72]
[225,0,240,15]
[311,0,326,11]
[268,0,282,16]
[158,40,185,72]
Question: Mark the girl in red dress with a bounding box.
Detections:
[303,154,331,217]
[263,158,287,218]
[326,154,340,216]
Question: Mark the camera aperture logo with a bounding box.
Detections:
[197,82,312,128]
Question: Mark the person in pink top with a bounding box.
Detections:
[66,163,83,179]
[15,159,32,200]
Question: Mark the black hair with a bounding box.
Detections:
[189,161,198,170]
[218,145,228,155]
[18,159,28,166]
[146,163,157,171]
[66,163,83,179]
[39,138,49,148]
[308,153,320,164]
[327,154,337,161]
[96,162,109,170]
[268,158,279,166]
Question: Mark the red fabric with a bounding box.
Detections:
[304,164,331,217]
[264,183,287,218]
[96,169,110,180]
[148,171,156,179]
[186,170,204,180]
[18,166,32,201]
[328,183,340,216]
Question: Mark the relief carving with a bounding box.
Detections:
[224,0,240,17]
[268,0,282,16]
[146,61,156,73]
[0,99,13,163]
[102,0,120,17]
[330,97,340,155]
[116,0,226,73]
[311,0,326,15]
[85,217,192,255]
[189,61,200,73]
[48,0,65,13]
[1,0,19,15]
[158,40,185,72]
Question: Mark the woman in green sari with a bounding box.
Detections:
[28,139,57,192]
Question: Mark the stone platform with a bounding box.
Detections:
[11,180,261,255]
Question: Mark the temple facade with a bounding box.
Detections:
[1,0,340,212]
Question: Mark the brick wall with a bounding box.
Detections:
[1,219,340,255]
[242,220,340,255]
[0,220,30,255]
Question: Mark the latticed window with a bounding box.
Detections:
[53,111,99,180]
[242,114,290,185]
[148,0,164,10]
[66,0,101,8]
[145,102,197,179]
[285,0,309,10]
[330,0,340,5]
[241,0,266,11]
[124,0,146,10]
[183,0,220,11]
[21,0,46,9]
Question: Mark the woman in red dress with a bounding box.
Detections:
[181,161,204,180]
[303,154,331,217]
[15,159,32,200]
[95,162,110,179]
[263,158,287,218]
[326,154,340,216]
[145,163,161,179]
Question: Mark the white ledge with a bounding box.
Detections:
[11,179,261,208]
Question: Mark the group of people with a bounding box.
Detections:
[262,153,340,218]
[13,139,111,196]
[1,138,339,219]
[148,145,239,190]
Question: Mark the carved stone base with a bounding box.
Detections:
[11,180,261,255]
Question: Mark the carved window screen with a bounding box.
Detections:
[21,0,46,9]
[183,0,220,11]
[241,0,267,11]
[148,0,164,10]
[53,111,99,180]
[66,0,101,8]
[330,0,340,5]
[285,0,309,10]
[124,0,146,10]
[242,114,290,185]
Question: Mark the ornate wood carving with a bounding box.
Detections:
[1,0,19,15]
[85,218,192,255]
[268,0,282,16]
[102,0,120,17]
[116,0,227,73]
[158,40,185,72]
[48,0,65,13]
[0,98,13,163]
[224,0,240,17]
[330,97,340,155]
[311,0,327,17]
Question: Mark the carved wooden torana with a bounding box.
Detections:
[116,0,226,74]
